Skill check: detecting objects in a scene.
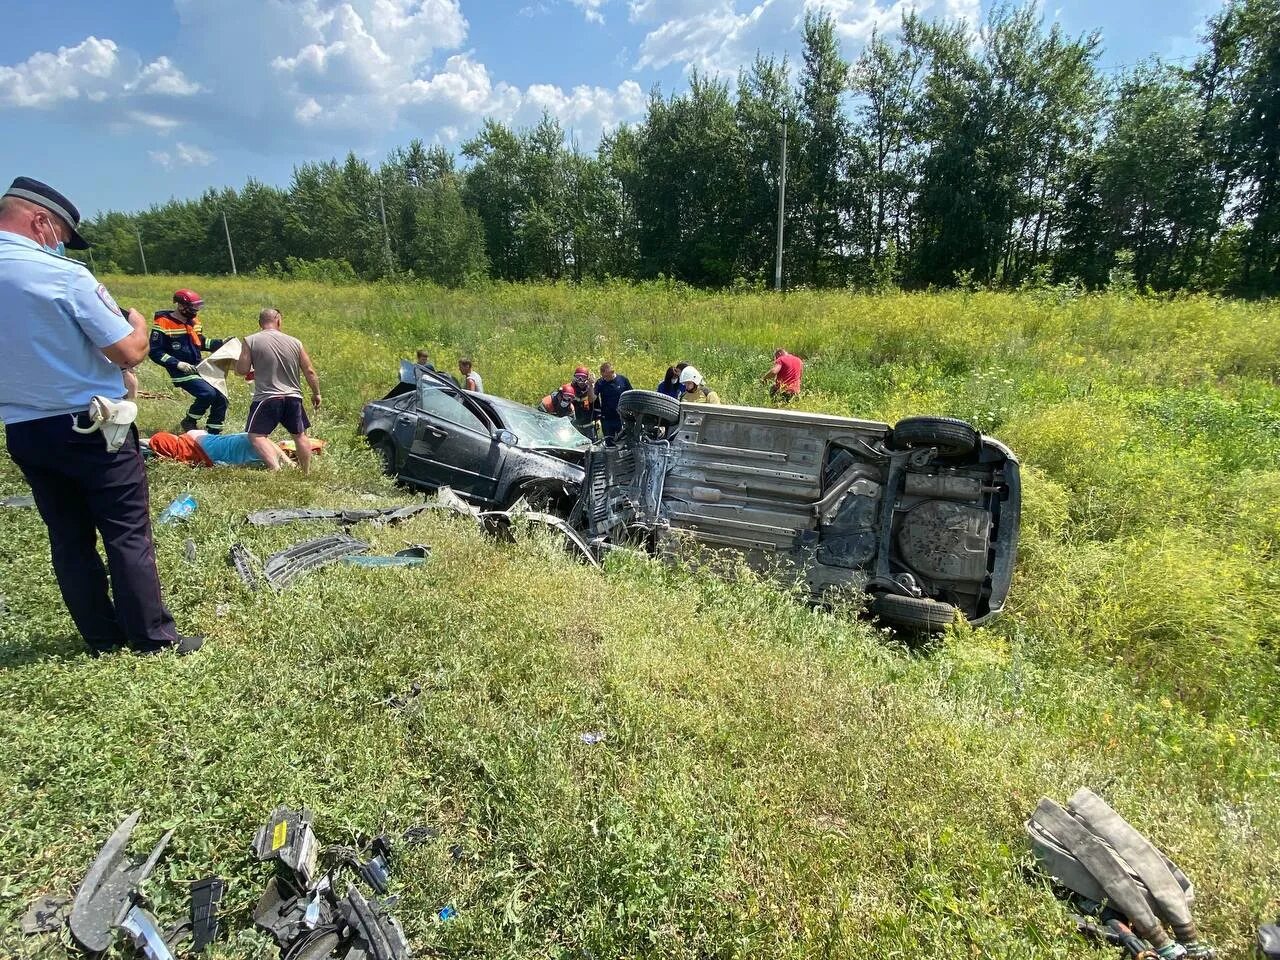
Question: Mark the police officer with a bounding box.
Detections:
[150,288,227,433]
[0,177,202,656]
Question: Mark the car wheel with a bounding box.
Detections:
[870,593,958,632]
[892,416,979,457]
[371,435,398,475]
[618,389,680,426]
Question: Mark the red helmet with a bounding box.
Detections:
[573,365,589,378]
[173,289,204,311]
[560,383,575,395]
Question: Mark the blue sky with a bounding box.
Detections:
[1,0,1223,217]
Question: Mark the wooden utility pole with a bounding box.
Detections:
[222,210,237,275]
[135,228,148,276]
[378,194,394,276]
[774,118,788,292]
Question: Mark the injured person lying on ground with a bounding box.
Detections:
[144,430,324,469]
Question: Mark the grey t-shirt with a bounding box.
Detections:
[245,329,303,400]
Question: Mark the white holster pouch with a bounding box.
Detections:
[71,396,138,453]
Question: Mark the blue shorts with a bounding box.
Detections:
[247,396,310,436]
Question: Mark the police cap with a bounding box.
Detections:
[3,176,90,249]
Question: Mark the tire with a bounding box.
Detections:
[870,593,958,632]
[892,416,978,458]
[370,434,398,475]
[617,389,680,426]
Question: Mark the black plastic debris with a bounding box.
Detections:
[20,895,71,935]
[190,875,225,951]
[251,812,417,959]
[340,886,410,960]
[385,683,423,709]
[228,542,262,589]
[263,535,370,588]
[254,876,339,949]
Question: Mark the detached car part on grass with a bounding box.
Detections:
[247,505,432,527]
[576,390,1020,630]
[19,811,186,958]
[1027,788,1213,959]
[359,366,587,513]
[251,806,412,960]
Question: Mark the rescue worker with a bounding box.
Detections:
[149,288,227,433]
[762,347,803,400]
[541,383,577,417]
[569,365,596,438]
[679,365,722,404]
[0,176,202,656]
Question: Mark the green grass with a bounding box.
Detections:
[1,278,1278,958]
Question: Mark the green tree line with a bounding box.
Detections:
[80,0,1279,295]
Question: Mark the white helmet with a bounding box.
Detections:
[678,365,703,388]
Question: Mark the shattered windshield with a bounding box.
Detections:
[490,399,591,450]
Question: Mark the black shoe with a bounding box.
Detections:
[87,638,128,658]
[133,634,206,657]
[179,416,198,432]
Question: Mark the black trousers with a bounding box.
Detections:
[5,413,179,652]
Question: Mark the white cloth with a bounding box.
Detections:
[196,337,242,397]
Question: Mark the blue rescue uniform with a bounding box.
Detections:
[0,231,179,653]
[149,309,226,433]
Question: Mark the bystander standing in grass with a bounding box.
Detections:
[459,357,483,392]
[0,177,202,656]
[236,308,321,474]
[593,362,634,441]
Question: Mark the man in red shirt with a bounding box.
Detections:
[763,348,803,400]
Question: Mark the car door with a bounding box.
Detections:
[402,381,503,502]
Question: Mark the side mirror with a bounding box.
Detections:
[497,429,519,446]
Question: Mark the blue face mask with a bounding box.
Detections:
[37,216,65,256]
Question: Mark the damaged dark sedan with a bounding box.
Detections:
[359,365,588,511]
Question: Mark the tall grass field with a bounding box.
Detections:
[1,278,1277,958]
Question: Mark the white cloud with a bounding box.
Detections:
[0,0,650,160]
[0,37,123,108]
[129,56,203,96]
[634,0,978,75]
[398,55,643,138]
[148,142,215,169]
[0,37,201,109]
[124,110,183,131]
[569,0,608,24]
